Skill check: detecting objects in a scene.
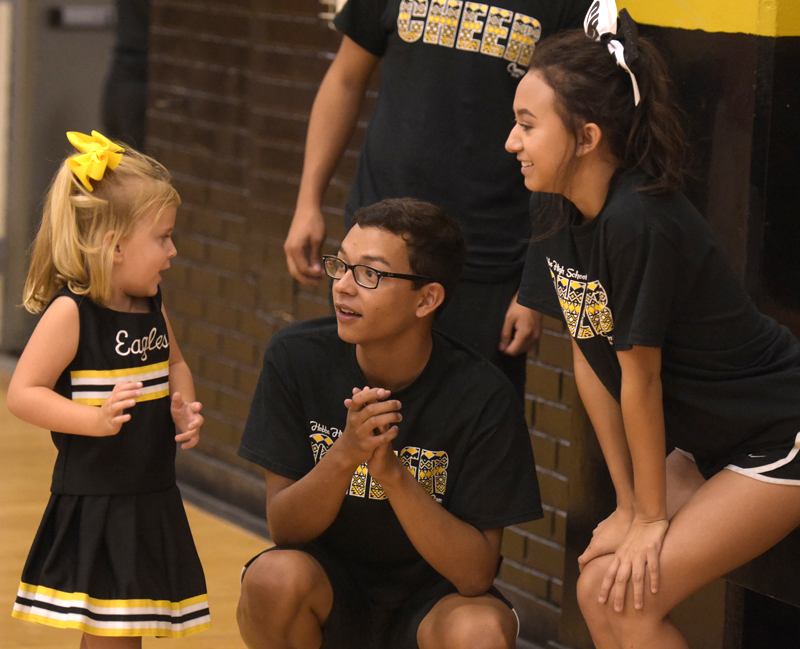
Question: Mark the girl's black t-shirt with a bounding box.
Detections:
[519,171,800,471]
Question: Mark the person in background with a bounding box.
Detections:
[283,0,592,400]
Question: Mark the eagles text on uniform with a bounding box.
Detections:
[115,327,170,361]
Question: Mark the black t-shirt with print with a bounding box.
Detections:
[238,317,542,599]
[519,171,800,474]
[334,0,590,281]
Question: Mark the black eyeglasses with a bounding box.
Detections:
[322,255,432,290]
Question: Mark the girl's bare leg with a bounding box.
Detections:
[578,450,706,649]
[81,634,141,649]
[664,451,706,518]
[578,468,800,649]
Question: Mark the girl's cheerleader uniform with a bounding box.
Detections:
[12,287,210,638]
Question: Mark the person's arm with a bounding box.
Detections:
[283,36,380,285]
[499,292,542,356]
[572,339,636,570]
[264,387,401,545]
[163,305,202,450]
[367,439,503,596]
[7,296,141,436]
[599,345,668,613]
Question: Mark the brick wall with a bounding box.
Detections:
[148,1,582,644]
[497,315,576,640]
[148,0,356,475]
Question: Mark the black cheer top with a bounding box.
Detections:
[49,287,175,495]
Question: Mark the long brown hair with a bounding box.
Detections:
[527,28,687,236]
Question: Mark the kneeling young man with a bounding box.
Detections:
[237,198,542,649]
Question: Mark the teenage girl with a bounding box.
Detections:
[8,131,210,647]
[506,1,800,646]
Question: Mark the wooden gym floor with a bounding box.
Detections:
[0,368,271,648]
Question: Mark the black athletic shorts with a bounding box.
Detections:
[676,419,800,484]
[241,545,518,649]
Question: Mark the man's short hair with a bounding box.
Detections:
[352,198,466,311]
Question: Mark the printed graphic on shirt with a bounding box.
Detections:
[547,257,614,343]
[115,327,169,361]
[398,0,541,76]
[309,427,449,502]
[71,360,170,405]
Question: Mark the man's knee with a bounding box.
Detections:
[238,550,332,631]
[418,594,516,649]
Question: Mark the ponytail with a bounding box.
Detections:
[23,164,112,313]
[625,38,686,193]
[23,142,179,313]
[528,29,687,195]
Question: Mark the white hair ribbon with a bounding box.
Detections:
[584,0,641,106]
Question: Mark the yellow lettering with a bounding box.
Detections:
[479,7,512,57]
[343,447,449,500]
[456,2,488,52]
[424,0,463,47]
[582,281,614,340]
[503,13,541,66]
[418,450,449,496]
[348,462,369,497]
[399,446,420,478]
[310,433,334,464]
[398,0,428,43]
[369,477,387,500]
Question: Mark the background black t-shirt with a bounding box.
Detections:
[239,318,542,596]
[519,172,800,473]
[334,0,590,281]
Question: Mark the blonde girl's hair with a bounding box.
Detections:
[23,144,180,313]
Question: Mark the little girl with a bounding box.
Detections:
[8,131,210,647]
[507,1,800,647]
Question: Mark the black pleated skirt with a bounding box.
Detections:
[12,485,210,637]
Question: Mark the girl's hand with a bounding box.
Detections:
[97,381,142,436]
[578,507,634,571]
[171,392,203,449]
[599,516,669,613]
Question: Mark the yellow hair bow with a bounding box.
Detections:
[66,130,125,192]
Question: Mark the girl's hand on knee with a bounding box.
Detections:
[97,381,142,437]
[578,507,634,572]
[599,517,669,612]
